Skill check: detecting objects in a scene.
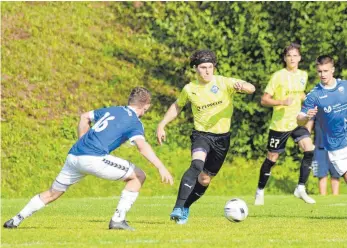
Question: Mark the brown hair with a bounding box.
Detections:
[316,55,334,66]
[128,87,151,107]
[190,49,217,68]
[283,42,301,57]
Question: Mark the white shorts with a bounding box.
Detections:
[328,146,347,176]
[52,154,135,192]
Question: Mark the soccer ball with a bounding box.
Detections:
[224,198,248,222]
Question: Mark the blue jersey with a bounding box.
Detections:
[69,106,144,156]
[301,79,347,151]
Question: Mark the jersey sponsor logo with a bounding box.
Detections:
[197,101,223,111]
[324,106,332,113]
[319,95,328,99]
[286,90,303,95]
[210,85,219,94]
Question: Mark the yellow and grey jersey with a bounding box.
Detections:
[176,75,239,134]
[265,68,308,132]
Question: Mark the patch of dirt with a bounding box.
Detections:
[2,14,31,41]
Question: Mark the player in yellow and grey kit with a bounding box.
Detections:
[156,50,255,224]
[254,43,316,205]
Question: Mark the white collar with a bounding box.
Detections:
[320,79,337,90]
[127,106,138,117]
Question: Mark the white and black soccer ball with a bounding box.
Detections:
[224,198,248,222]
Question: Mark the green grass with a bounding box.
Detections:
[2,195,347,247]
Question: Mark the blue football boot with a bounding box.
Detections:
[176,208,189,225]
[170,207,183,222]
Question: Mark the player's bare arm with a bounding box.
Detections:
[134,138,174,185]
[156,102,182,145]
[233,80,256,94]
[260,93,293,107]
[297,107,318,126]
[78,111,92,138]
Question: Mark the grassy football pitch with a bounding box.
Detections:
[2,195,346,247]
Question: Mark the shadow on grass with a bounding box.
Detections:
[131,220,167,225]
[87,219,167,225]
[250,214,346,220]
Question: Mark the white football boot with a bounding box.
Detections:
[294,186,316,204]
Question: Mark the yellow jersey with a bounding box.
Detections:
[265,68,308,132]
[176,75,239,134]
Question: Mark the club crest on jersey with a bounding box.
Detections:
[300,78,305,86]
[211,85,219,94]
[338,86,344,93]
[324,106,332,113]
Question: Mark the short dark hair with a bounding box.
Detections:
[283,43,301,57]
[316,55,334,66]
[128,87,151,107]
[190,49,217,68]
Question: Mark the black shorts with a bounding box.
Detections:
[190,130,231,176]
[266,126,310,153]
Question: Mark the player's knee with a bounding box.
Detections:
[182,159,204,185]
[267,152,279,162]
[134,168,146,184]
[191,159,204,174]
[198,173,211,186]
[299,137,315,151]
[51,180,69,193]
[303,150,314,165]
[261,158,276,173]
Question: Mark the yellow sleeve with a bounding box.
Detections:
[264,73,278,96]
[303,71,308,88]
[176,86,189,108]
[225,77,238,95]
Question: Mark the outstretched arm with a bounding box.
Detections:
[156,102,181,145]
[233,80,256,94]
[134,138,173,185]
[78,111,92,138]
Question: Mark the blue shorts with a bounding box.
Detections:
[312,148,340,178]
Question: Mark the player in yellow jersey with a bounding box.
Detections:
[156,50,255,224]
[254,43,316,205]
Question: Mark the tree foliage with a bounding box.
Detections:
[111,1,347,159]
[2,2,347,197]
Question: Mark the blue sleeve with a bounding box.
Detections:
[127,121,145,139]
[301,92,316,114]
[93,108,108,122]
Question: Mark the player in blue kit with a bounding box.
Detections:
[297,55,347,182]
[307,119,341,195]
[3,87,173,231]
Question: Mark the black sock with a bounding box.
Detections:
[175,159,204,208]
[184,181,209,208]
[298,151,314,185]
[257,158,276,189]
